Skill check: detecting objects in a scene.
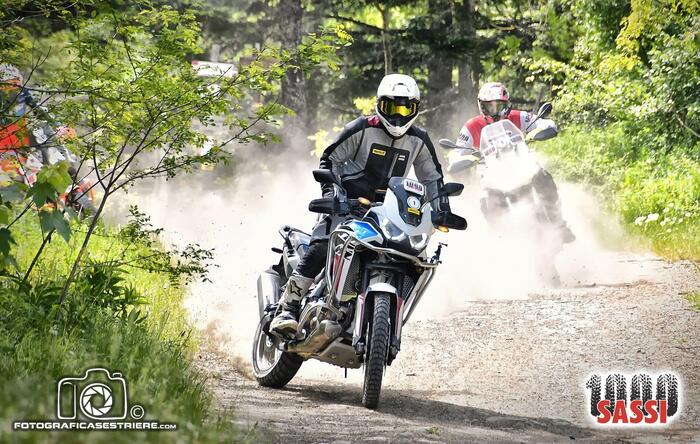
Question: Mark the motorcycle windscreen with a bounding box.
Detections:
[385,177,426,226]
[480,119,524,158]
[479,119,540,192]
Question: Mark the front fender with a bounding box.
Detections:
[365,283,397,295]
[352,283,398,348]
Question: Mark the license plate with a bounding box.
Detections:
[403,179,425,196]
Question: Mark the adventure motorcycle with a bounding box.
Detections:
[439,103,564,283]
[251,170,466,408]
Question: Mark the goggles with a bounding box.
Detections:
[378,97,418,118]
[482,100,509,117]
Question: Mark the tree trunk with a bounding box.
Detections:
[426,0,453,135]
[378,5,392,75]
[22,228,54,284]
[457,0,480,122]
[60,188,110,303]
[278,0,307,142]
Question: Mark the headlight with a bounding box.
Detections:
[380,217,406,241]
[409,233,429,251]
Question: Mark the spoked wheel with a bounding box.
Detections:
[361,292,391,408]
[251,318,303,387]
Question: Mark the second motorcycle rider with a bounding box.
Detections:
[454,81,575,242]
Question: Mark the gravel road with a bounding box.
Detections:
[197,256,700,443]
[129,172,699,443]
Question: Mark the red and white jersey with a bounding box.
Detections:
[456,110,556,149]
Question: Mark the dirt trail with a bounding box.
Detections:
[127,168,700,443]
[198,256,700,443]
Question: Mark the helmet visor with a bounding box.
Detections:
[378,97,419,119]
[482,100,509,117]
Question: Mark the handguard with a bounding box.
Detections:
[308,197,337,214]
[432,211,468,230]
[527,126,558,142]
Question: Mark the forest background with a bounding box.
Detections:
[0,0,698,442]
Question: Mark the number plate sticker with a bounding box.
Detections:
[403,179,425,196]
[407,207,421,215]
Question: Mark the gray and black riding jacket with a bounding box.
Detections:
[319,115,450,212]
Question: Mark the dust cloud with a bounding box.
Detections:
[416,174,648,320]
[123,143,651,373]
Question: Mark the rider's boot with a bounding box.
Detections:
[558,221,576,244]
[532,170,575,244]
[270,273,313,336]
[548,206,575,243]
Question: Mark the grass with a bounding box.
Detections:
[425,426,440,435]
[539,123,700,261]
[684,292,700,311]
[1,216,245,443]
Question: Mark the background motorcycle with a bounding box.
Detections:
[439,103,564,283]
[251,171,466,408]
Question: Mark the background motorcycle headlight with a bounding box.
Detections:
[409,233,428,251]
[380,217,406,241]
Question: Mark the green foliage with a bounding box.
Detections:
[531,0,700,260]
[0,213,242,443]
[0,0,348,279]
[685,291,700,311]
[117,206,216,285]
[353,96,375,115]
[553,0,700,152]
[538,124,630,191]
[309,128,332,157]
[540,125,700,260]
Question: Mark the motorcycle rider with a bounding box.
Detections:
[271,73,454,336]
[1,63,78,184]
[455,81,574,242]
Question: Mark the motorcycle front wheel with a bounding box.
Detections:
[251,318,303,387]
[361,292,391,408]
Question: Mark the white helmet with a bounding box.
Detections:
[477,82,510,120]
[375,74,420,138]
[0,64,22,84]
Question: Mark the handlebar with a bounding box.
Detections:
[309,197,467,230]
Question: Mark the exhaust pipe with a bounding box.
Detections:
[287,320,342,355]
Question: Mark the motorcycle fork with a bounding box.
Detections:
[353,263,404,364]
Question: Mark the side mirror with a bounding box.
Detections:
[439,138,458,149]
[313,169,340,186]
[442,182,463,197]
[537,102,552,119]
